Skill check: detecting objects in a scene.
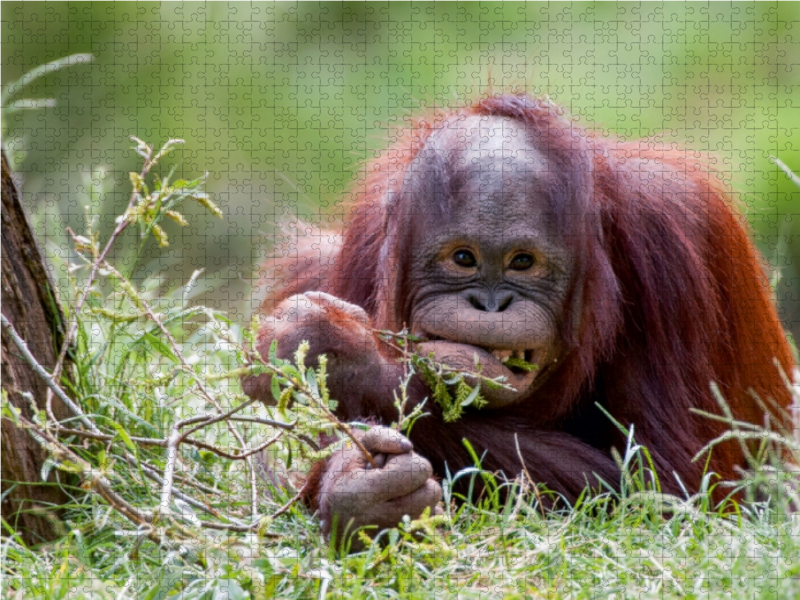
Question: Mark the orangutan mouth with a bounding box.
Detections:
[489,349,540,373]
[412,336,544,408]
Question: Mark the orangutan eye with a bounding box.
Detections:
[453,249,477,268]
[509,253,535,271]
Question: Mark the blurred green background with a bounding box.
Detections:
[3,2,800,338]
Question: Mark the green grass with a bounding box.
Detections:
[4,477,800,599]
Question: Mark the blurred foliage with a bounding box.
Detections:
[2,1,799,336]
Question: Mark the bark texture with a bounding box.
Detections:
[1,151,73,544]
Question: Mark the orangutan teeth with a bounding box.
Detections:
[491,349,513,363]
[490,349,531,364]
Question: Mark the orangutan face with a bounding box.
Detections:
[403,116,576,407]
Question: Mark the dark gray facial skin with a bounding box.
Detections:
[403,116,576,407]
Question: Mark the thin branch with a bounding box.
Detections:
[179,398,281,436]
[55,424,277,460]
[198,521,279,535]
[226,415,296,430]
[1,314,99,434]
[191,430,284,461]
[158,427,183,517]
[14,413,153,528]
[131,457,220,496]
[133,457,246,526]
[269,481,309,520]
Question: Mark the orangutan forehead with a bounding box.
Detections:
[427,115,547,170]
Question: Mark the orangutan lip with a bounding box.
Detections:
[419,335,539,373]
[413,337,543,408]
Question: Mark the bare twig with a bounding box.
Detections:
[1,314,99,434]
[132,457,245,525]
[226,415,296,430]
[132,457,220,496]
[269,480,310,520]
[14,413,154,528]
[179,398,283,436]
[190,430,283,461]
[159,427,184,516]
[49,425,273,458]
[198,521,278,535]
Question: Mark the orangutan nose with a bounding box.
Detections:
[465,290,515,313]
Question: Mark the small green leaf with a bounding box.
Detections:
[483,378,505,390]
[142,332,178,362]
[268,339,280,364]
[281,365,300,382]
[505,357,538,372]
[461,384,482,407]
[109,422,137,453]
[270,375,281,403]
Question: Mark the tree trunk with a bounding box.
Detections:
[1,151,73,545]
